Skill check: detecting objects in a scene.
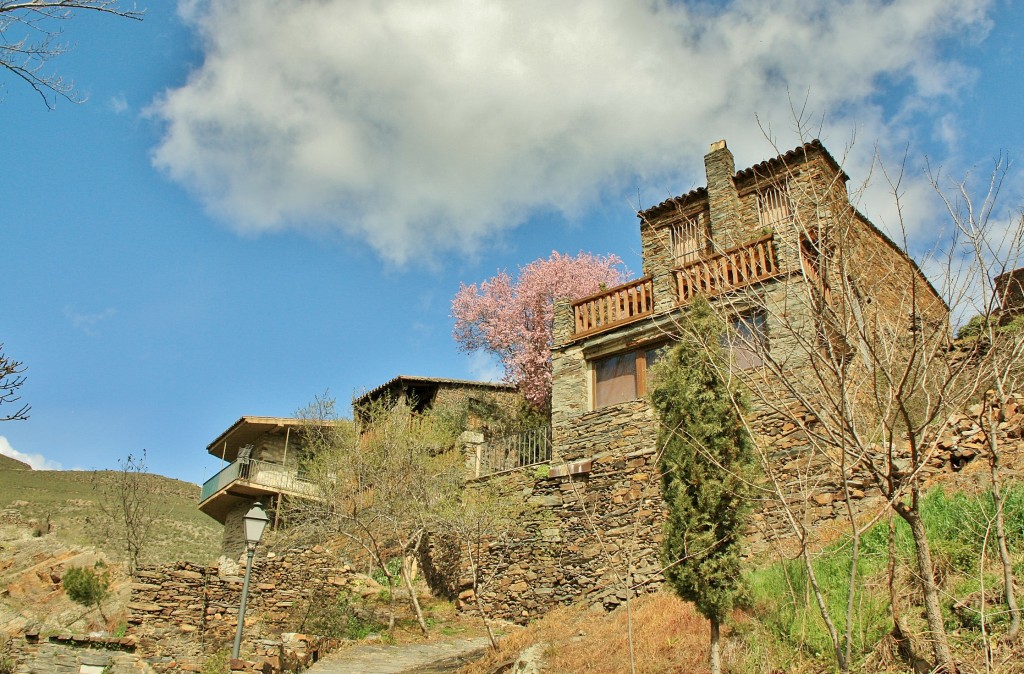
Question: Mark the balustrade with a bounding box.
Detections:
[675,234,779,303]
[572,277,654,338]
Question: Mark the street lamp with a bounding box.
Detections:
[232,502,270,660]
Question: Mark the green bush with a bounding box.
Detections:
[746,485,1024,666]
[0,637,15,674]
[957,314,988,339]
[62,566,109,607]
[303,593,387,640]
[200,649,230,674]
[371,558,402,586]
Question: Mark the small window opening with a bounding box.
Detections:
[757,183,794,230]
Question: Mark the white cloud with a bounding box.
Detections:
[151,0,993,264]
[64,307,117,336]
[0,436,62,471]
[109,93,129,115]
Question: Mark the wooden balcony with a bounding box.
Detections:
[572,276,654,338]
[675,234,780,304]
[199,458,318,523]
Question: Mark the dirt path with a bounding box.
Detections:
[307,637,490,674]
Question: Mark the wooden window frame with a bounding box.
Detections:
[591,343,670,410]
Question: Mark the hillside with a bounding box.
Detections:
[0,523,130,637]
[0,467,222,567]
[0,454,30,471]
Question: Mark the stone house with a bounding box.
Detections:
[996,267,1024,315]
[352,375,517,427]
[199,416,322,557]
[457,139,950,622]
[201,377,518,557]
[549,138,944,461]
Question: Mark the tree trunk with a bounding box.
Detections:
[800,541,847,671]
[466,543,498,650]
[709,617,721,674]
[843,525,859,673]
[888,515,931,674]
[987,406,1021,642]
[402,555,430,638]
[896,502,957,672]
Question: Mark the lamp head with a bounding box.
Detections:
[242,502,270,549]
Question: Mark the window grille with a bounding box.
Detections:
[669,213,708,266]
[757,183,794,229]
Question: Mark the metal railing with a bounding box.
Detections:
[473,426,551,478]
[199,458,316,502]
[675,234,780,304]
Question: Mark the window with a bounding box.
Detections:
[593,344,669,408]
[727,310,767,369]
[669,213,708,266]
[757,183,793,229]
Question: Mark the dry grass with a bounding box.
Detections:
[458,592,713,674]
[0,468,222,565]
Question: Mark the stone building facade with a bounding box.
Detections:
[199,417,322,557]
[352,375,518,429]
[453,139,953,623]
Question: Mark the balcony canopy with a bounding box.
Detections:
[206,416,308,462]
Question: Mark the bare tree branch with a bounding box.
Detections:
[0,0,143,108]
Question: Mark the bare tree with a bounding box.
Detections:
[93,450,155,576]
[287,394,465,637]
[0,344,29,421]
[0,1,143,108]
[432,483,516,650]
[931,157,1024,644]
[678,131,1001,671]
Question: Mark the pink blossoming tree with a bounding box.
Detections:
[452,251,628,409]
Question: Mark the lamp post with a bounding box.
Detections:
[232,502,270,660]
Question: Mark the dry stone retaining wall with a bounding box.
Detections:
[452,394,1024,624]
[126,547,355,673]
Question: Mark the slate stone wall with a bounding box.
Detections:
[455,393,1024,623]
[126,548,354,672]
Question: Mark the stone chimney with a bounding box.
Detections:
[704,140,743,250]
[552,297,574,345]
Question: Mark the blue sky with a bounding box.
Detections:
[1,0,1022,484]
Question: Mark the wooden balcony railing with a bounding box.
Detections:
[572,276,654,337]
[675,234,780,304]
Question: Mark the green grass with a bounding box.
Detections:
[0,467,222,565]
[745,485,1024,669]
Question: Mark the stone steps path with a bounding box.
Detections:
[307,637,491,674]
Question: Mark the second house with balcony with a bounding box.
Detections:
[198,416,320,557]
[199,377,521,557]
